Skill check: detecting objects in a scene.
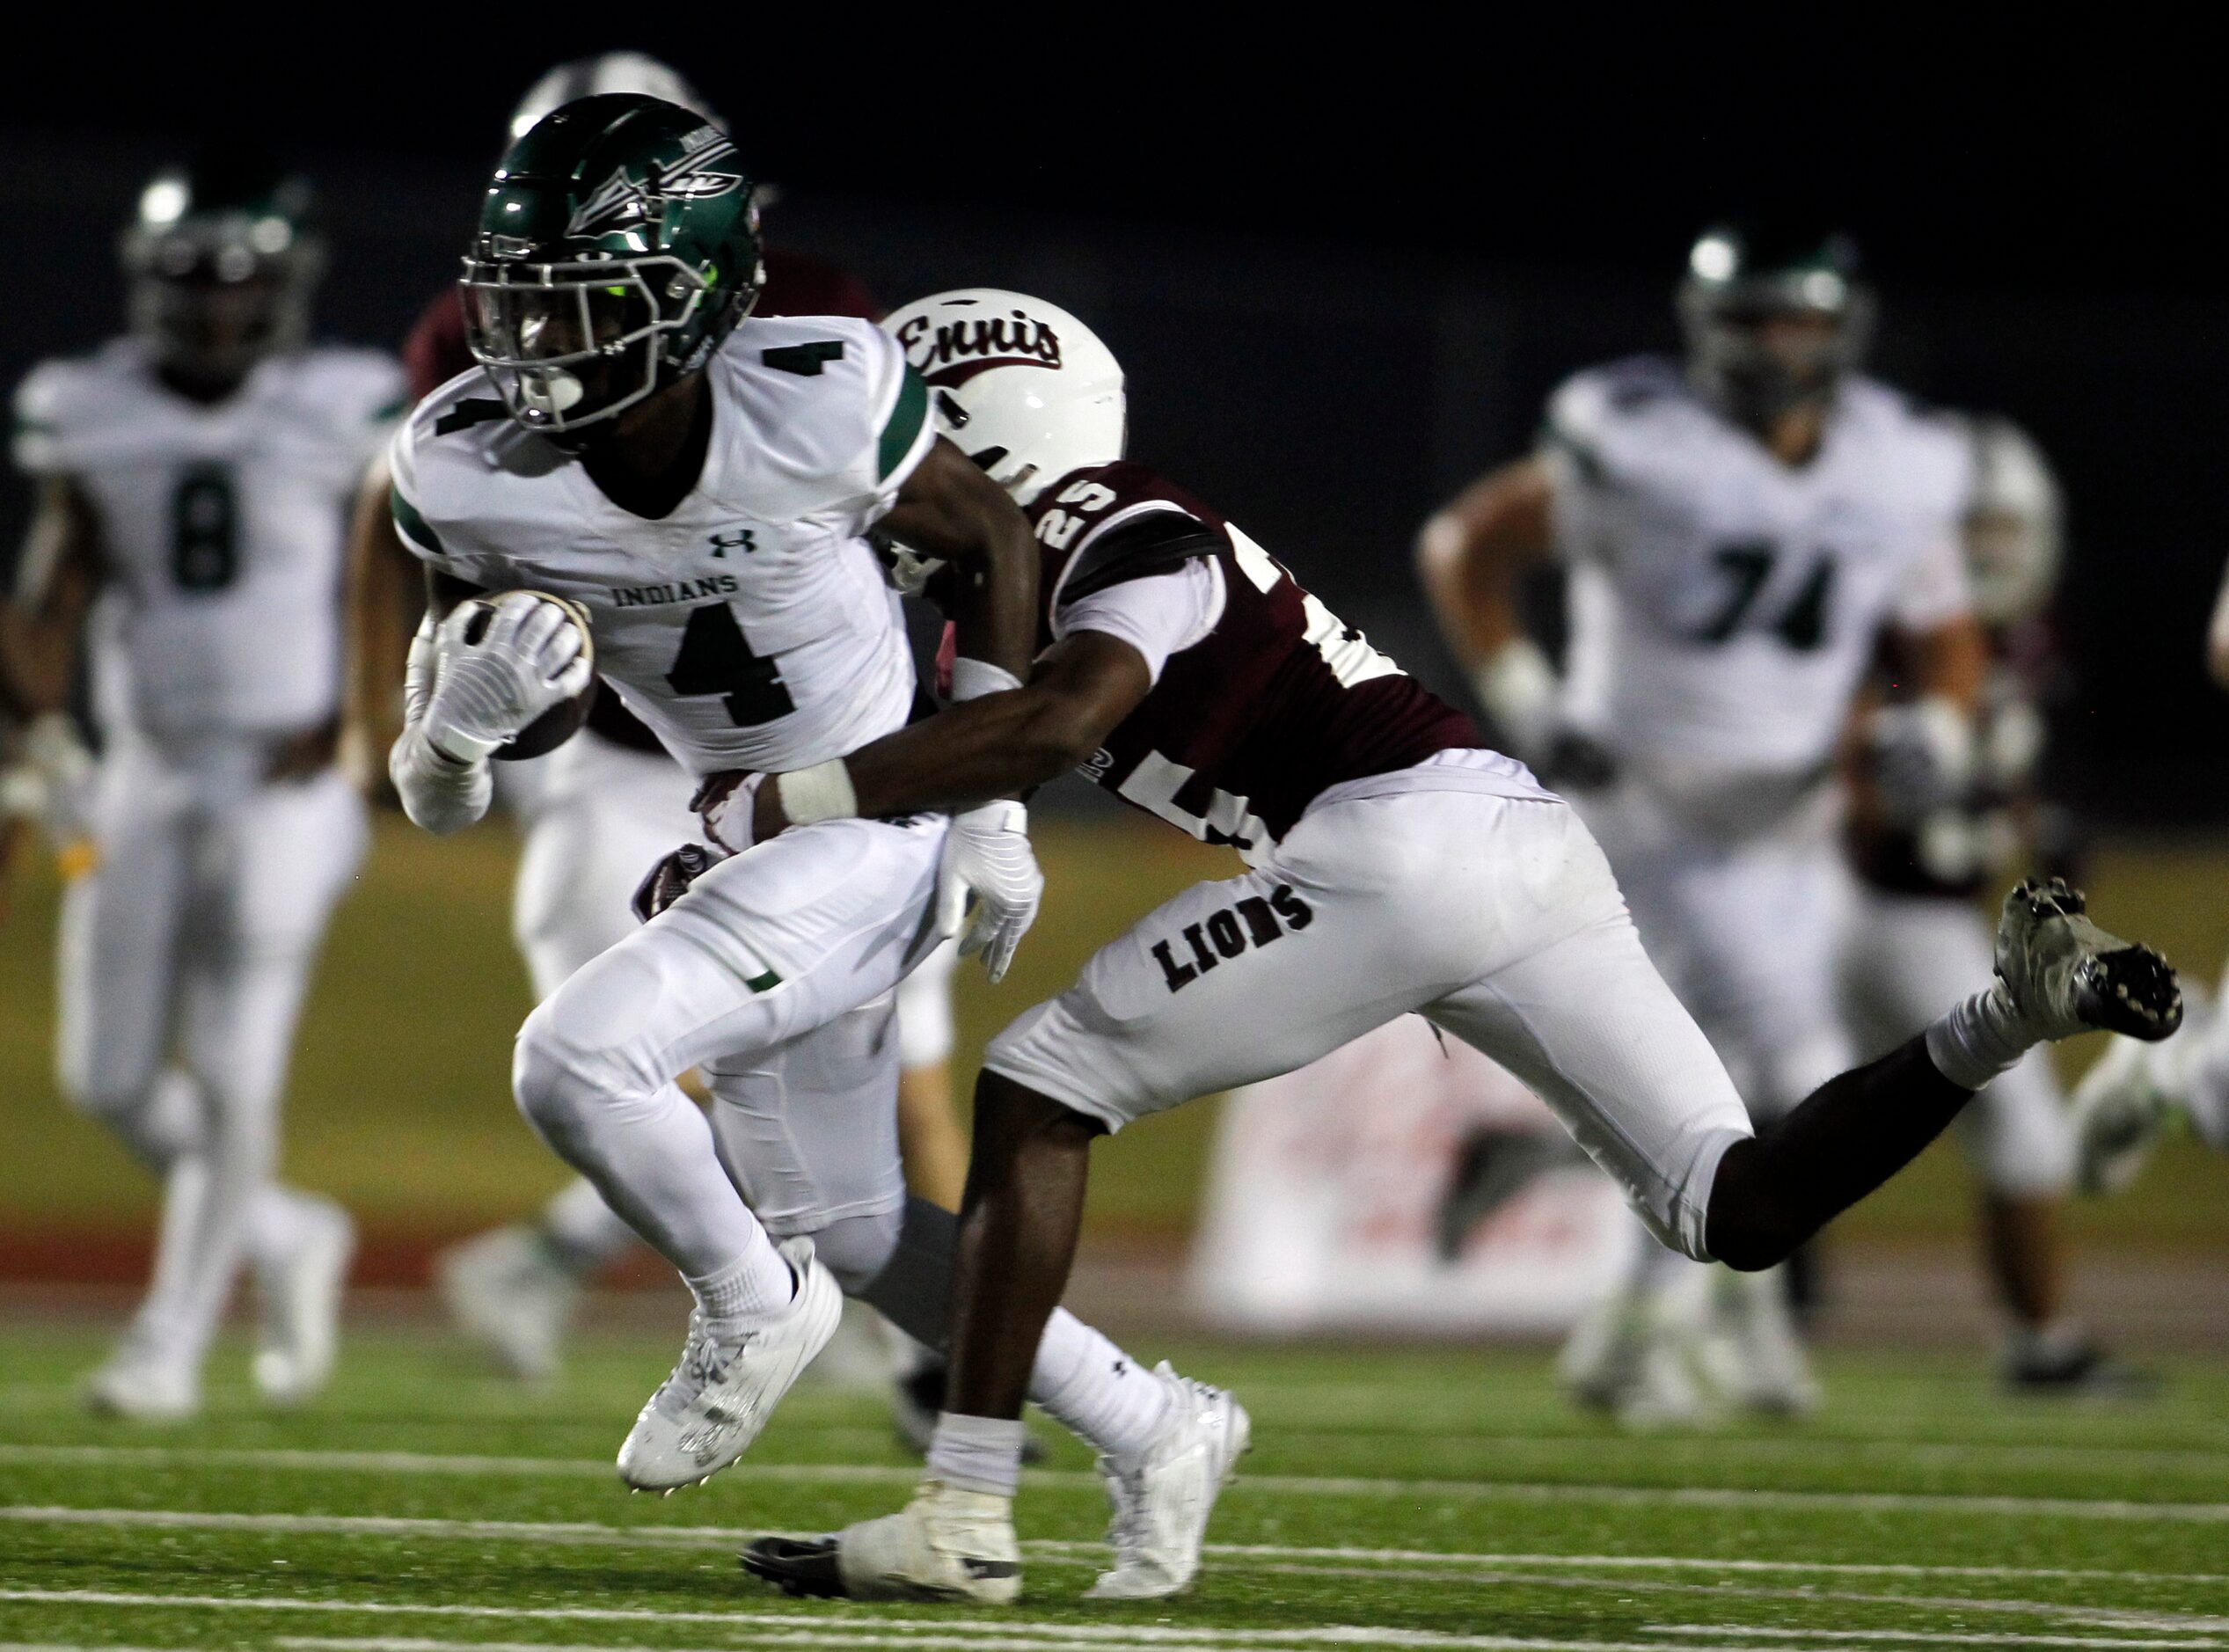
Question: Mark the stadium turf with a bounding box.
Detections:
[1,1324,2225,1647]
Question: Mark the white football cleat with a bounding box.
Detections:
[1559,1292,1710,1429]
[84,1334,200,1422]
[617,1237,840,1491]
[1699,1265,1821,1418]
[741,1480,1023,1604]
[1994,878,2181,1044]
[1087,1363,1252,1600]
[436,1224,581,1382]
[252,1197,354,1406]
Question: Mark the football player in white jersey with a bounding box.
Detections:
[387,96,1213,1506]
[1417,224,1993,1422]
[719,289,2175,1604]
[0,157,402,1418]
[1840,414,2143,1393]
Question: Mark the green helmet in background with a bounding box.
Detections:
[461,93,765,442]
[123,152,325,389]
[1677,221,1873,431]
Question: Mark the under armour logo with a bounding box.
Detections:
[709,529,757,558]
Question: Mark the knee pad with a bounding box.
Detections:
[795,1204,907,1296]
[512,997,653,1154]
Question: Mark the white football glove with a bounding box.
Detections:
[935,800,1044,985]
[422,592,593,764]
[6,712,96,844]
[1868,696,1977,825]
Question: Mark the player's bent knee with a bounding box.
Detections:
[1700,1140,1802,1273]
[511,998,640,1150]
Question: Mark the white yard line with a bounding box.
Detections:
[1672,1630,2224,1646]
[9,1505,2228,1590]
[0,1592,1819,1650]
[5,1444,2226,1522]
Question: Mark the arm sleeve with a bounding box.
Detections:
[385,420,456,572]
[1054,558,1227,686]
[1534,374,1610,564]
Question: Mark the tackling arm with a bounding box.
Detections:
[1414,456,1560,755]
[877,437,1039,691]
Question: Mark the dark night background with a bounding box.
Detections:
[4,22,2223,822]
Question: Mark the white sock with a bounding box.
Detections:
[1027,1309,1172,1466]
[925,1412,1027,1498]
[539,1178,641,1276]
[686,1235,795,1324]
[1925,983,2034,1091]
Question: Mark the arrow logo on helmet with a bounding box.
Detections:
[567,129,745,237]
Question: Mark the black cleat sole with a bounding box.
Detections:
[2084,946,2183,1042]
[741,1536,849,1598]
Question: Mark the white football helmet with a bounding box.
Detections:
[881,289,1124,506]
[1962,414,2063,626]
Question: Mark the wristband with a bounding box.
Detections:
[775,757,859,825]
[949,657,1023,702]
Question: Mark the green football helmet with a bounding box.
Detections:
[461,93,764,442]
[1677,221,1873,430]
[122,153,324,388]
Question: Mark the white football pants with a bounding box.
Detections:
[508,807,1145,1436]
[987,772,1753,1261]
[1841,888,2074,1197]
[1561,777,1857,1309]
[57,739,366,1366]
[508,732,960,1271]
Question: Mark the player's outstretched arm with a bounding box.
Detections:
[879,437,1040,691]
[742,633,1151,839]
[1414,456,1561,757]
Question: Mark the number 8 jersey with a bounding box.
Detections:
[391,316,932,778]
[1544,355,1973,786]
[12,338,405,742]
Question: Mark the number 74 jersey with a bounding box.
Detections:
[12,338,405,742]
[1544,355,1975,778]
[391,316,935,778]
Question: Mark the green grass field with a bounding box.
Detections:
[4,815,2228,1257]
[2,1324,2226,1648]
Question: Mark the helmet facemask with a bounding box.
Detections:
[1677,227,1872,434]
[462,253,734,442]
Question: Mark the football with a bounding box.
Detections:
[464,590,599,761]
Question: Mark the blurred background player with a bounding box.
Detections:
[1839,413,2139,1392]
[0,156,402,1417]
[2069,544,2229,1188]
[1417,223,1986,1422]
[340,57,973,1430]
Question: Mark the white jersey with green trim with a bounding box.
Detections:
[1543,355,1972,786]
[390,315,932,778]
[12,337,405,742]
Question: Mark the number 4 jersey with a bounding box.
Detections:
[1022,461,1530,866]
[13,338,405,742]
[1543,355,1973,788]
[391,316,932,778]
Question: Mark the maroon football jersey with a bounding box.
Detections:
[1027,462,1475,858]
